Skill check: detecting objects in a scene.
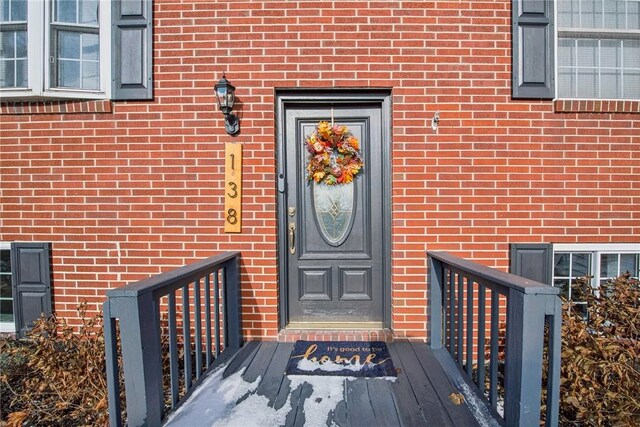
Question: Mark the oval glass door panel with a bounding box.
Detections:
[312,182,356,246]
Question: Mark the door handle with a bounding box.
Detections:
[288,222,296,254]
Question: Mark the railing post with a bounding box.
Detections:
[224,256,242,349]
[110,293,164,427]
[103,300,122,427]
[504,289,546,426]
[428,255,444,349]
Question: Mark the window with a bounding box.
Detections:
[0,0,109,99]
[1,0,154,101]
[0,243,13,333]
[557,0,640,99]
[553,244,640,300]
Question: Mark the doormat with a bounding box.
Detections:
[285,340,396,377]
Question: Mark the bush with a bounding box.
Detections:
[0,304,115,427]
[558,273,640,425]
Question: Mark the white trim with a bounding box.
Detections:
[0,243,14,333]
[0,0,110,100]
[554,243,640,252]
[0,323,15,333]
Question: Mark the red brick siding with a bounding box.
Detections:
[1,1,638,340]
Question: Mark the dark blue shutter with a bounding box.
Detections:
[510,243,553,286]
[111,0,153,100]
[11,242,52,338]
[512,0,555,99]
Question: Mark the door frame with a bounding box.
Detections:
[275,89,393,330]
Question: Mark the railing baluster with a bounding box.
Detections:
[448,269,455,355]
[168,292,179,407]
[465,275,473,376]
[194,279,202,381]
[204,274,212,368]
[222,266,228,348]
[214,269,221,357]
[476,283,486,394]
[489,289,499,409]
[457,273,464,366]
[182,286,192,392]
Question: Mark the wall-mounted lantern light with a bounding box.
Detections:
[214,74,240,135]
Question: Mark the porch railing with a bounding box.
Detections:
[427,251,561,426]
[103,252,242,427]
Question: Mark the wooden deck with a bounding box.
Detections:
[164,341,489,426]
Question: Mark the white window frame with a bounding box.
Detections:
[0,0,111,100]
[553,243,640,298]
[0,242,13,333]
[554,0,640,101]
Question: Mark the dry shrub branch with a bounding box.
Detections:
[0,303,118,427]
[558,274,640,425]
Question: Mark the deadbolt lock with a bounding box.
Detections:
[288,207,296,217]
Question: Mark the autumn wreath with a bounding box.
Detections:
[305,121,364,185]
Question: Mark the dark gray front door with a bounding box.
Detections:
[279,98,390,326]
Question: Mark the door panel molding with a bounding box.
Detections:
[276,89,392,329]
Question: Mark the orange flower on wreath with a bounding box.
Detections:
[305,121,364,185]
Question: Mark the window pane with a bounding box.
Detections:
[620,254,639,276]
[79,0,98,25]
[578,39,598,67]
[624,39,640,69]
[1,0,26,22]
[11,0,25,21]
[604,0,627,29]
[0,299,14,322]
[554,253,570,277]
[577,69,598,98]
[56,0,77,23]
[554,279,571,299]
[82,60,99,89]
[558,68,576,98]
[572,253,591,277]
[82,33,99,60]
[0,275,11,298]
[601,39,621,68]
[600,253,619,278]
[0,1,7,21]
[15,29,25,57]
[581,0,603,29]
[0,30,15,58]
[15,57,25,86]
[625,71,640,99]
[628,1,639,30]
[58,59,79,87]
[559,39,576,67]
[59,31,81,59]
[0,250,10,273]
[601,70,621,98]
[0,59,14,87]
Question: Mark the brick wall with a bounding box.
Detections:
[1,1,638,340]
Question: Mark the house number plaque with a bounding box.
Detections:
[224,143,242,233]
